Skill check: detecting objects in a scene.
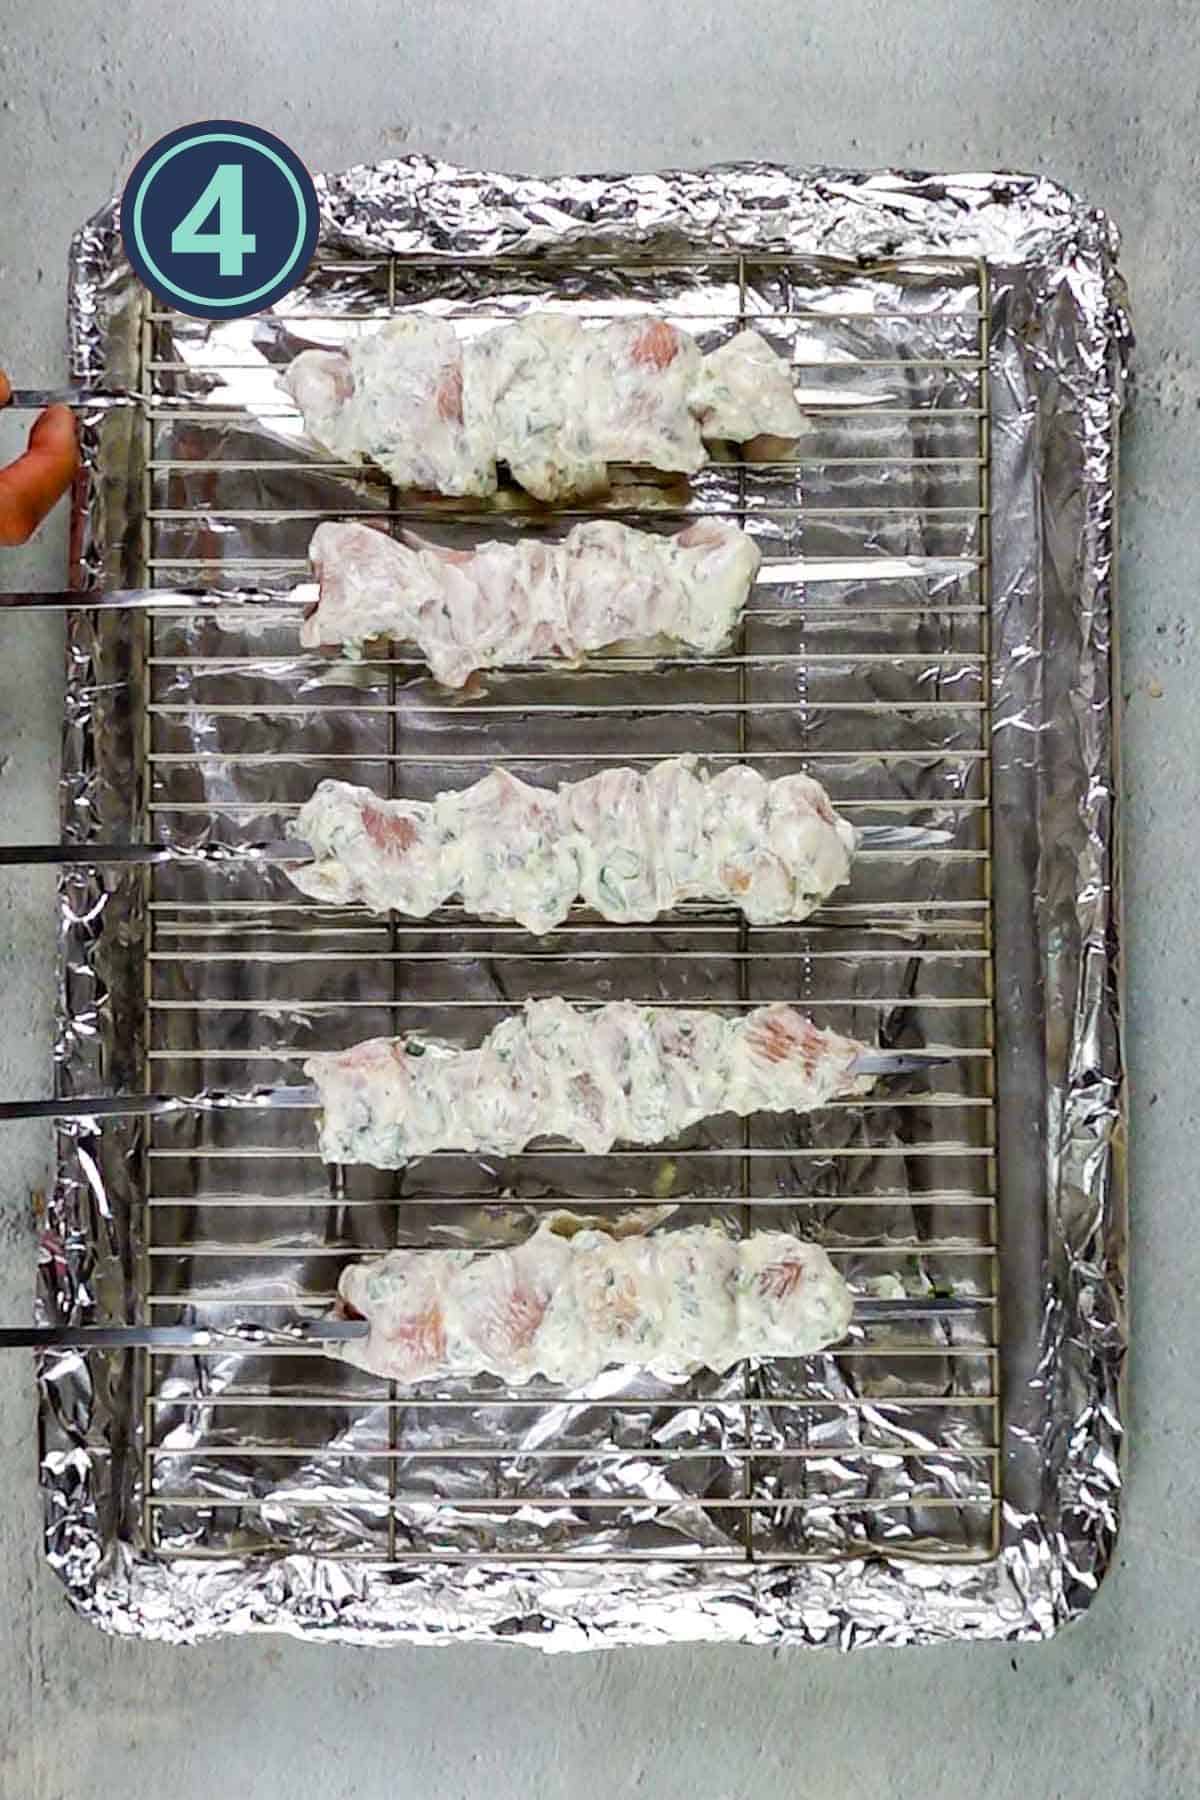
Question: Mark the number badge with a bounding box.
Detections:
[121,120,320,320]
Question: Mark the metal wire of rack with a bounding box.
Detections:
[128,250,998,1568]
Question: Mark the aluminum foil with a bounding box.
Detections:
[41,159,1130,1646]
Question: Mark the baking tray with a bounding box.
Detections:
[41,159,1129,1646]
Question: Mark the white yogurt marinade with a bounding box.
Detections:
[283,314,805,501]
[296,516,760,684]
[335,1221,854,1385]
[289,757,856,932]
[306,998,873,1167]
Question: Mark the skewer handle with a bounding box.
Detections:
[0,589,306,612]
[0,1320,368,1350]
[5,388,143,410]
[0,840,310,868]
[0,1085,319,1123]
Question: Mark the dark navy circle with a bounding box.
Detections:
[120,120,320,320]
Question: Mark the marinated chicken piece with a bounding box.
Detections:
[280,349,355,445]
[289,756,856,931]
[305,998,874,1167]
[283,318,494,495]
[576,318,706,478]
[472,314,608,501]
[698,764,854,921]
[335,1221,854,1385]
[561,518,750,657]
[691,329,809,442]
[450,768,581,937]
[563,765,663,922]
[297,516,760,685]
[282,313,804,500]
[297,790,451,916]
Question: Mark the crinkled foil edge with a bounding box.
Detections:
[40,159,1130,1648]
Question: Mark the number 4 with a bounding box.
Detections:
[171,163,256,277]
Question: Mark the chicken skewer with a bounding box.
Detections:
[306,999,877,1167]
[0,787,941,880]
[297,516,761,684]
[290,757,855,932]
[282,315,805,502]
[335,1222,854,1384]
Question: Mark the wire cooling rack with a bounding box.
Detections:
[128,249,998,1566]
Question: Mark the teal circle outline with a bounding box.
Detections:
[130,131,311,309]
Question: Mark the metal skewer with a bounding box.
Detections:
[0,822,950,869]
[855,823,954,848]
[851,1050,953,1075]
[851,1297,985,1323]
[0,1295,985,1354]
[0,1048,952,1125]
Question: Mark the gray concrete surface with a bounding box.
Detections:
[0,3,1194,1795]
